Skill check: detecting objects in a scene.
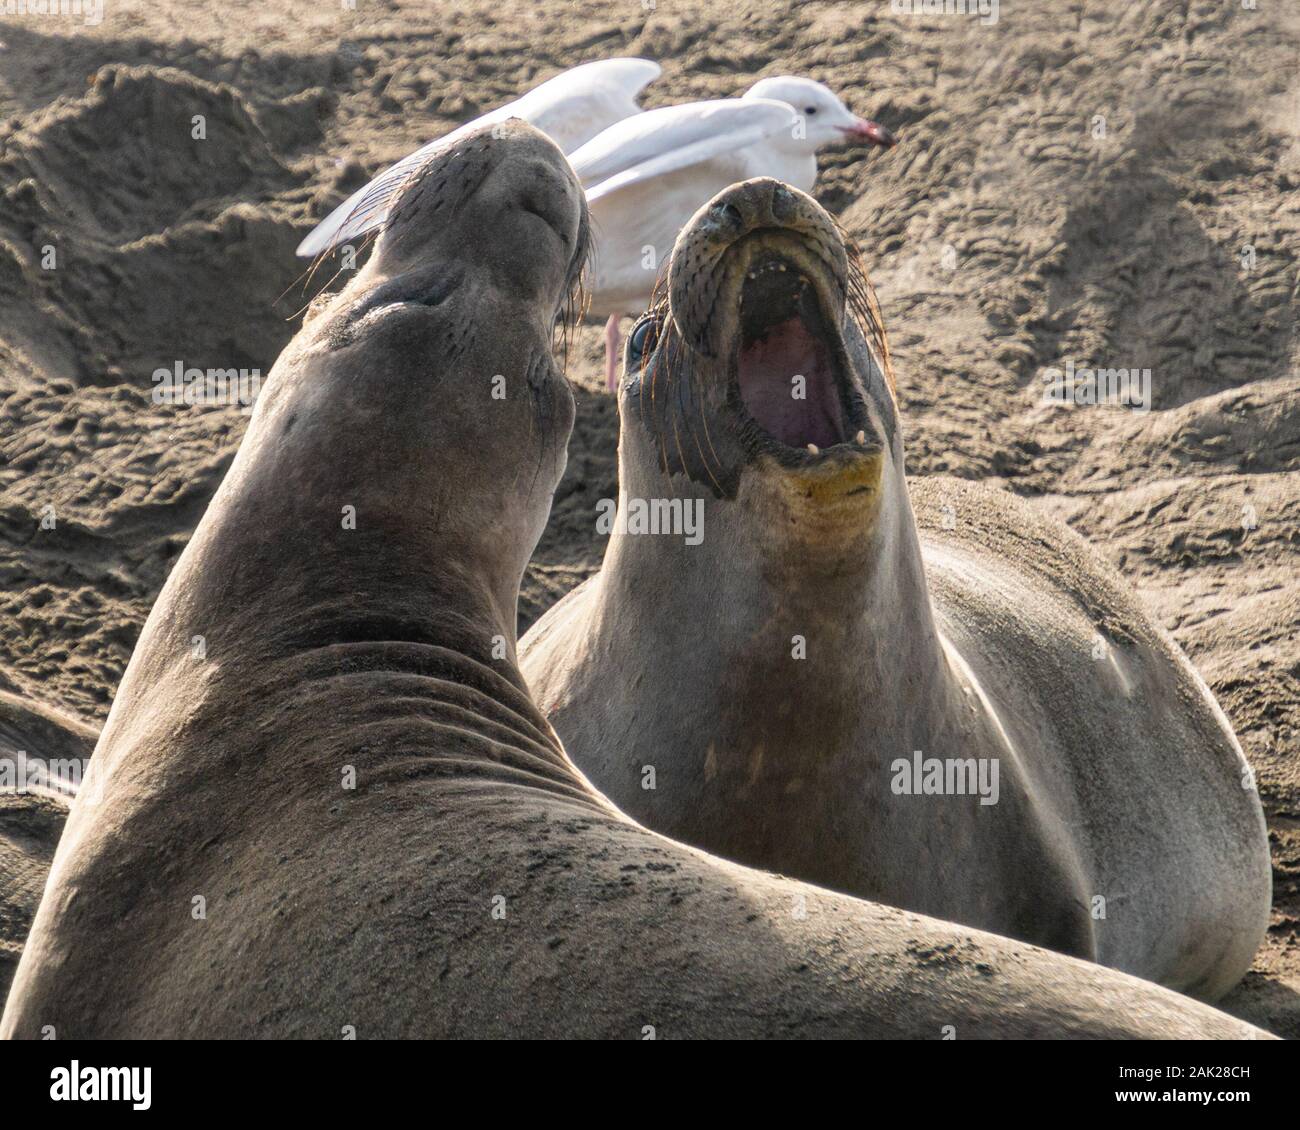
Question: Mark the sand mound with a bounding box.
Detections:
[0,64,330,387]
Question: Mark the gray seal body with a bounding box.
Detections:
[521,177,1270,1003]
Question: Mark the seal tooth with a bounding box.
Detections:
[807,443,820,455]
[856,430,867,445]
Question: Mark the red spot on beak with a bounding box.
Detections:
[842,117,899,148]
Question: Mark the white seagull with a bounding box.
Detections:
[570,75,898,389]
[296,57,662,259]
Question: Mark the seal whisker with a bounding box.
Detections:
[679,346,725,497]
[554,205,594,370]
[668,407,688,502]
[835,216,896,397]
[651,332,677,479]
[283,258,349,323]
[688,405,726,499]
[303,227,381,299]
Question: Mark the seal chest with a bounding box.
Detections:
[520,177,1271,1003]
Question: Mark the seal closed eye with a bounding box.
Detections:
[326,265,465,350]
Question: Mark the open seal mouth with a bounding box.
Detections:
[733,244,873,462]
[627,178,894,497]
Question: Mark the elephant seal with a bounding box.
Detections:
[520,177,1271,1003]
[1,130,1267,1039]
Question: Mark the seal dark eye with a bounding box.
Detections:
[804,106,817,115]
[627,317,661,366]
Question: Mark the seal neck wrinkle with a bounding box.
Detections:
[119,508,583,798]
[100,358,582,800]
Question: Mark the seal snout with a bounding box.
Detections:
[699,178,811,237]
[661,178,878,473]
[317,120,589,356]
[668,177,849,362]
[372,120,588,304]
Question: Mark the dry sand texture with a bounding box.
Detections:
[0,0,1296,1032]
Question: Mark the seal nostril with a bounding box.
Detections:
[518,196,569,243]
[771,184,796,223]
[712,201,745,231]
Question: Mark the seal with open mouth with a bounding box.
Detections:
[520,177,1271,1002]
[0,135,1267,1038]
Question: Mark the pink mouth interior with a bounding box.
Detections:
[738,291,846,449]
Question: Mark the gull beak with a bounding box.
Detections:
[840,116,899,148]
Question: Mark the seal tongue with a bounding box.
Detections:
[738,317,842,448]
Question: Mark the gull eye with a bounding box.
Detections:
[627,317,661,366]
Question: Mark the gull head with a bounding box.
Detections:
[745,76,898,153]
